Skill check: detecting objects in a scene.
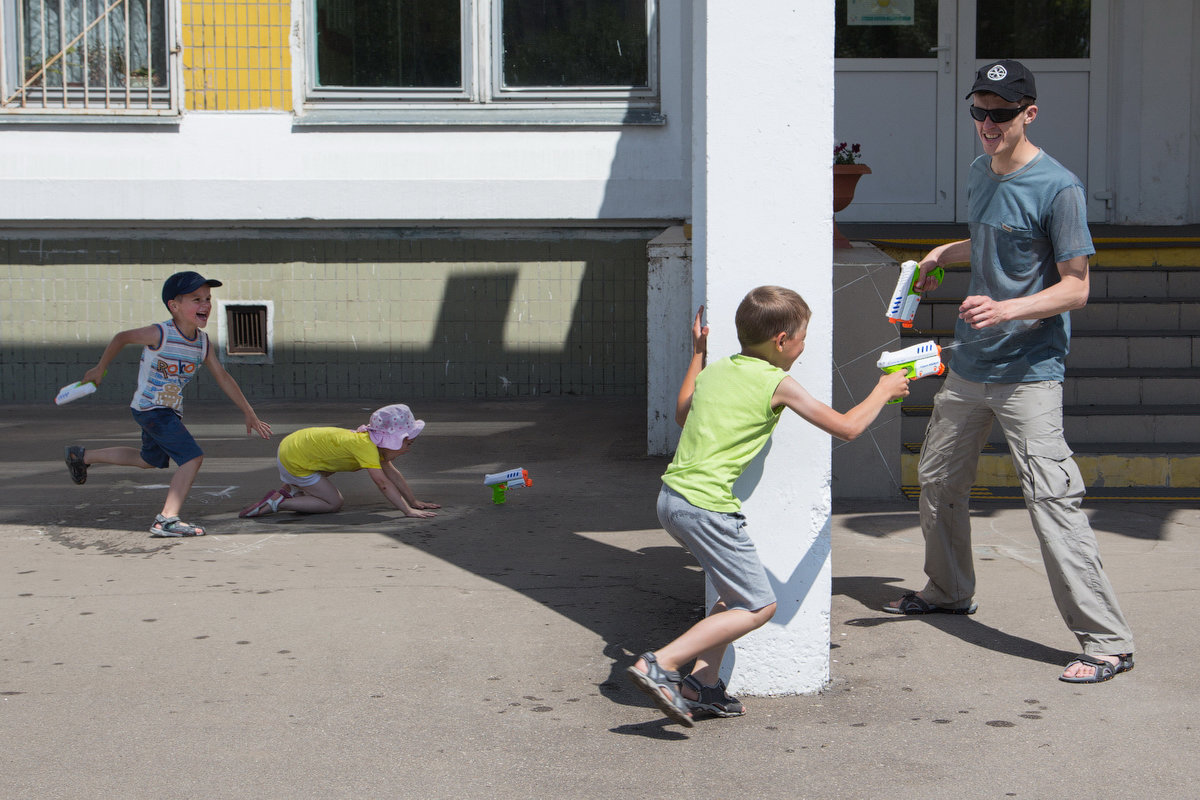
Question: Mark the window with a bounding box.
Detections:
[303,0,659,122]
[1,0,177,116]
[218,300,274,363]
[976,1,1091,60]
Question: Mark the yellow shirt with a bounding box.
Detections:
[278,428,382,477]
[661,355,786,512]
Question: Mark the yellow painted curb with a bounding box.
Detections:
[901,453,1200,488]
[874,244,1200,269]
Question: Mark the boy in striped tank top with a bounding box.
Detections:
[64,271,273,537]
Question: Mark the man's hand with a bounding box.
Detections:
[914,258,944,292]
[958,295,1011,329]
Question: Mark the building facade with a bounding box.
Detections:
[1,0,688,403]
[2,1,1197,405]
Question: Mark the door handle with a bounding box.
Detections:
[928,45,951,73]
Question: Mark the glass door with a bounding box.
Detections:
[835,0,957,223]
[957,1,1109,223]
[835,0,1109,224]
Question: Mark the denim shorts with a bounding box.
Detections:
[131,407,204,468]
[656,485,776,612]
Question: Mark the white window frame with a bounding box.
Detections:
[300,0,661,125]
[0,0,180,119]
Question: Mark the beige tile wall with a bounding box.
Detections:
[0,234,650,404]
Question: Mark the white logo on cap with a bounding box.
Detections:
[987,65,1008,82]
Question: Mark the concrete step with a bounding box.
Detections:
[897,329,1199,371]
[897,484,1200,502]
[914,297,1200,332]
[900,402,1200,446]
[847,229,1200,500]
[900,441,1200,489]
[903,368,1200,406]
[901,265,1200,297]
[1071,333,1200,370]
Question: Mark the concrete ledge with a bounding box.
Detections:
[902,452,1200,488]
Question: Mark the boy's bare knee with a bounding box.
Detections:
[752,602,778,627]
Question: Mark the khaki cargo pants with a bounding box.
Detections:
[917,371,1134,655]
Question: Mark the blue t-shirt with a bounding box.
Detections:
[952,149,1095,383]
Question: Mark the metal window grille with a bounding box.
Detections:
[225,304,268,356]
[2,0,174,113]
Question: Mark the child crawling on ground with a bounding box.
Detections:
[239,403,439,519]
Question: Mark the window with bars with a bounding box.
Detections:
[1,0,176,114]
[224,303,269,356]
[304,0,658,116]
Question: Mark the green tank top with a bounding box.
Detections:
[661,354,786,512]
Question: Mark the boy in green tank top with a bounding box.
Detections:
[627,286,909,726]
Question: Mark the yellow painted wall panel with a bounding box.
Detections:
[183,1,291,111]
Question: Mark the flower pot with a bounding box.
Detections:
[833,163,872,248]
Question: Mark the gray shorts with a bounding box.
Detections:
[276,458,325,488]
[656,485,776,612]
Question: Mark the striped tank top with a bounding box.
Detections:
[130,320,209,414]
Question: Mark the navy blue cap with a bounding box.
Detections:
[162,271,222,307]
[967,60,1037,102]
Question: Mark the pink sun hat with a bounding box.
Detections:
[357,404,425,449]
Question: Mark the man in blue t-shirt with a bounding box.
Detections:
[882,60,1135,685]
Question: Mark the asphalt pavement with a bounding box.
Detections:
[2,397,1196,799]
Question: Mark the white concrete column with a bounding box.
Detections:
[693,1,836,695]
[646,226,694,456]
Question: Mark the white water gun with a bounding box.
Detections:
[484,467,532,505]
[876,340,944,404]
[55,381,98,406]
[885,259,944,328]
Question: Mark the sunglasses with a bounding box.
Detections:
[969,104,1030,123]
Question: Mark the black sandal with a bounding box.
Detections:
[882,591,977,615]
[682,674,745,718]
[1060,653,1134,684]
[65,445,88,485]
[149,515,207,538]
[626,652,694,727]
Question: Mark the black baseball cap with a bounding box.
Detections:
[966,60,1037,102]
[162,271,222,306]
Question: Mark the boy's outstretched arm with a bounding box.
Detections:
[81,325,161,385]
[675,305,709,426]
[771,371,909,442]
[203,349,273,439]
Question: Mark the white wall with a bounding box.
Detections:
[3,1,1196,228]
[1109,0,1200,225]
[694,0,836,696]
[0,5,692,226]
